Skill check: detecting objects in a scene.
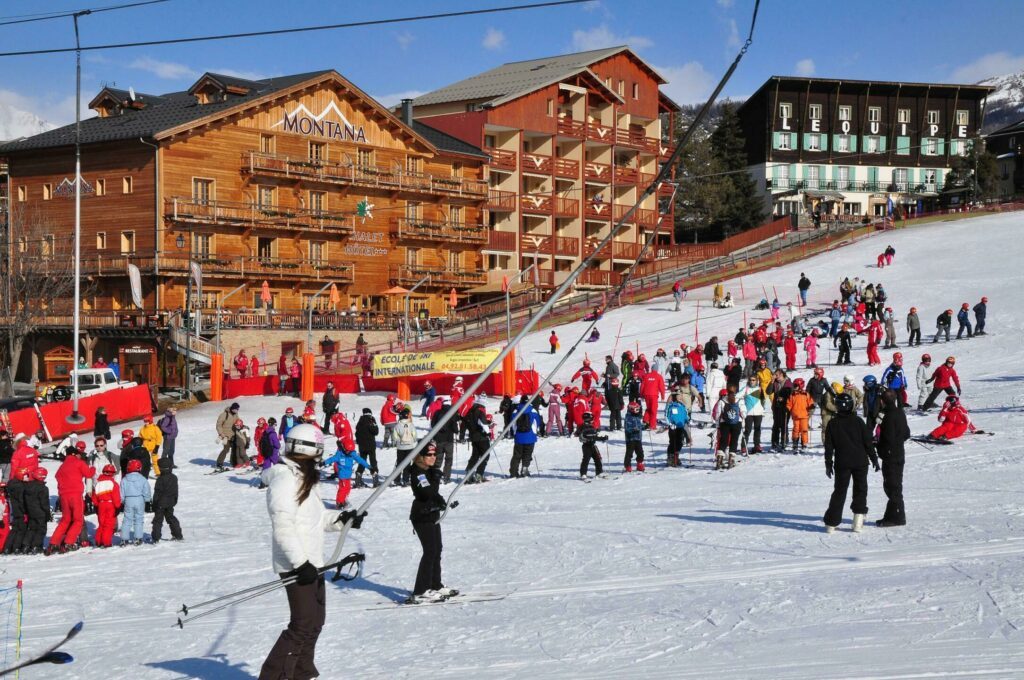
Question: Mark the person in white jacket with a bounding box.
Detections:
[705,363,727,405]
[915,353,932,410]
[260,423,351,680]
[738,376,766,453]
[651,349,669,378]
[392,407,418,487]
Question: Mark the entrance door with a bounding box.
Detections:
[281,341,303,360]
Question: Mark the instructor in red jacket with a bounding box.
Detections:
[921,356,961,410]
[47,442,95,554]
[640,370,666,430]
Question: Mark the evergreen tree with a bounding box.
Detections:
[946,137,999,203]
[708,103,764,236]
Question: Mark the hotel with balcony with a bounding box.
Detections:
[0,70,488,381]
[410,46,678,289]
[736,76,993,222]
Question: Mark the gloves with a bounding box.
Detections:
[599,436,608,442]
[0,520,5,529]
[144,501,153,513]
[448,500,460,510]
[872,460,880,472]
[956,388,961,396]
[337,509,367,529]
[825,462,833,479]
[292,561,319,586]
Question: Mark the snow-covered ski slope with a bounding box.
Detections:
[11,212,1024,679]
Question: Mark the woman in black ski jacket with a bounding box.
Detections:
[407,442,456,604]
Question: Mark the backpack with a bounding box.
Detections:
[516,410,533,434]
[259,430,274,457]
[722,402,741,425]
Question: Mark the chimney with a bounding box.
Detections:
[400,98,414,125]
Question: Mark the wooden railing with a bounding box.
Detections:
[520,194,552,213]
[486,230,517,252]
[587,122,614,143]
[584,201,612,221]
[612,204,636,223]
[165,197,355,233]
[73,253,358,282]
[636,207,661,226]
[486,189,516,211]
[243,151,487,198]
[553,197,579,217]
[393,217,487,243]
[577,269,616,287]
[557,117,586,137]
[552,235,579,256]
[584,161,611,182]
[485,147,517,171]
[614,165,639,183]
[521,153,552,173]
[553,157,579,177]
[389,264,486,289]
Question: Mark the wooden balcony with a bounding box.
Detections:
[557,117,586,137]
[521,194,552,214]
[486,189,516,211]
[486,230,517,252]
[389,264,486,289]
[485,147,517,171]
[612,204,636,224]
[581,239,608,258]
[584,161,611,182]
[393,217,487,244]
[611,241,655,261]
[553,197,579,217]
[584,200,612,221]
[165,197,355,233]
[639,172,658,187]
[577,269,616,287]
[658,141,676,161]
[553,157,579,178]
[587,122,614,144]
[521,153,552,174]
[636,208,661,227]
[552,235,579,257]
[75,253,355,283]
[614,129,660,153]
[243,152,487,198]
[614,165,639,183]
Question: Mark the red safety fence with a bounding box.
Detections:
[222,370,540,399]
[8,385,154,440]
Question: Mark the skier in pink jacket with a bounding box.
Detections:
[803,329,820,368]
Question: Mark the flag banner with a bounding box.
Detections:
[127,263,144,308]
[372,348,501,379]
[189,260,203,291]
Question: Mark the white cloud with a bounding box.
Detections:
[372,90,427,110]
[654,62,716,105]
[949,51,1024,83]
[571,25,652,52]
[128,56,197,80]
[396,31,415,50]
[482,27,506,51]
[716,0,735,7]
[726,18,740,48]
[794,58,816,77]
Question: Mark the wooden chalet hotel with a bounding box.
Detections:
[409,46,679,289]
[0,70,490,383]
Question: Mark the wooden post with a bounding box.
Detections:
[210,353,223,401]
[301,352,315,402]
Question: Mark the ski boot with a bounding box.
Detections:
[43,545,55,556]
[372,473,382,488]
[852,514,865,533]
[752,445,763,454]
[637,461,645,472]
[521,468,531,478]
[824,524,836,534]
[714,451,724,470]
[624,464,633,473]
[727,453,736,469]
[353,474,366,489]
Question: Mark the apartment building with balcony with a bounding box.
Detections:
[736,76,993,221]
[0,70,487,378]
[410,46,679,289]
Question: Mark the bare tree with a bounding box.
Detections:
[0,205,87,397]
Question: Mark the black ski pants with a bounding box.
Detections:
[771,407,789,448]
[624,440,644,467]
[259,575,325,680]
[717,423,741,453]
[907,328,921,345]
[668,427,685,456]
[922,385,956,410]
[976,315,986,334]
[162,438,176,467]
[3,517,26,553]
[467,439,489,480]
[22,514,46,551]
[880,458,906,525]
[823,465,869,528]
[608,409,622,431]
[355,445,378,475]
[151,505,182,541]
[743,415,763,449]
[396,448,414,485]
[510,443,534,477]
[579,443,603,476]
[321,409,336,433]
[836,346,851,365]
[431,442,453,482]
[412,521,443,595]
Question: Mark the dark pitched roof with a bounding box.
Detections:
[411,121,488,159]
[413,46,656,108]
[0,71,331,153]
[986,118,1024,137]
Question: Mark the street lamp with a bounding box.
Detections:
[506,263,537,343]
[307,281,336,354]
[403,274,431,351]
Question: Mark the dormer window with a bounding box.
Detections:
[188,73,254,105]
[88,91,123,118]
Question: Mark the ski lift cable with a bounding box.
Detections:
[334,0,763,549]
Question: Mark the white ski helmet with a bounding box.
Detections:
[283,423,325,459]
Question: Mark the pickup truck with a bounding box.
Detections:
[38,368,138,402]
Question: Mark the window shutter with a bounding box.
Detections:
[879,136,887,152]
[937,139,946,155]
[772,132,780,149]
[850,135,858,152]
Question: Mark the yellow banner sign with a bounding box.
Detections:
[372,349,501,379]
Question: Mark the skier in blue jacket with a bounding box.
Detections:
[623,402,645,472]
[880,352,910,406]
[120,459,152,545]
[420,381,437,417]
[509,399,543,477]
[664,393,690,466]
[956,303,973,339]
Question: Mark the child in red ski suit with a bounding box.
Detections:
[640,370,665,430]
[866,320,883,366]
[47,444,95,553]
[929,396,975,440]
[572,360,599,391]
[91,465,121,547]
[783,332,798,371]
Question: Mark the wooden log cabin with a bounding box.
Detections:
[0,70,489,383]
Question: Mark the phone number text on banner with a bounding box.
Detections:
[372,349,501,378]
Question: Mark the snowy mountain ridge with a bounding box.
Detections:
[0,101,54,142]
[980,70,1024,133]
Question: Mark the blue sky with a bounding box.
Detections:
[1,0,1023,125]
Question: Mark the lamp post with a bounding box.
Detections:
[403,274,431,351]
[506,263,537,343]
[306,281,335,354]
[216,283,247,354]
[176,231,192,400]
[66,10,92,425]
